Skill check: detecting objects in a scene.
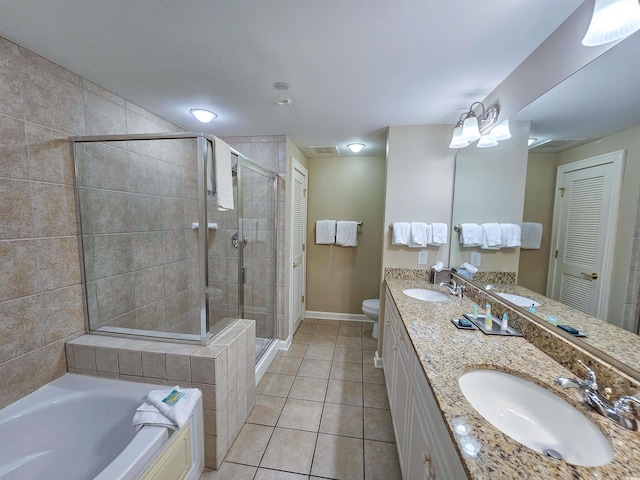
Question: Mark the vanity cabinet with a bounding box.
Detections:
[384,288,468,479]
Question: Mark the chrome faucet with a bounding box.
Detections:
[438,280,463,298]
[556,360,639,431]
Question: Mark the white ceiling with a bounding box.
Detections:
[0,0,585,157]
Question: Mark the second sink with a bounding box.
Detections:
[459,369,613,467]
[402,288,449,302]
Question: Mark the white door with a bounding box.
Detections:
[548,150,624,319]
[291,158,308,331]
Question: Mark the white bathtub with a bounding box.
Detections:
[0,374,203,480]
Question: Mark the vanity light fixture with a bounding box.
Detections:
[449,102,500,149]
[189,108,217,123]
[477,134,499,148]
[347,143,366,153]
[582,0,640,46]
[488,119,512,142]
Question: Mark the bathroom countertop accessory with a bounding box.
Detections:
[464,313,523,336]
[451,318,478,330]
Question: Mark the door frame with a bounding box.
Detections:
[546,150,625,319]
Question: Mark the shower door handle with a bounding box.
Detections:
[241,267,246,284]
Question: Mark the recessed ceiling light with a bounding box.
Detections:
[347,143,365,153]
[273,82,290,90]
[190,108,217,123]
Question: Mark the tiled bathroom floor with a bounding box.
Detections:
[200,318,402,480]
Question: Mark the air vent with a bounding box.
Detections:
[529,139,588,153]
[308,145,340,156]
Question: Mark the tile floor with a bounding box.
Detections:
[200,318,402,480]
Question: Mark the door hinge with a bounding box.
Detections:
[555,250,558,258]
[302,243,305,252]
[303,188,307,197]
[559,187,566,198]
[301,295,305,303]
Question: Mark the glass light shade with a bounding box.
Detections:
[449,125,470,149]
[460,115,481,142]
[190,108,217,123]
[477,135,499,148]
[347,143,365,153]
[582,0,640,46]
[489,119,511,141]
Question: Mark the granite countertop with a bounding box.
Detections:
[385,278,640,479]
[488,283,640,374]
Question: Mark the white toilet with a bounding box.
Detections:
[362,298,380,339]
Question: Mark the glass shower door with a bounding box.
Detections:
[238,159,277,360]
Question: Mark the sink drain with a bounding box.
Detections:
[544,449,564,461]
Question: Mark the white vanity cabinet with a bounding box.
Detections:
[383,288,468,480]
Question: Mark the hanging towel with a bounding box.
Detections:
[481,223,502,249]
[316,220,336,244]
[147,386,202,429]
[431,223,448,245]
[460,223,482,247]
[391,222,410,246]
[336,221,359,247]
[500,223,521,248]
[521,222,543,249]
[213,136,234,211]
[409,222,429,248]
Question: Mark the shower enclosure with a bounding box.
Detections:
[72,133,277,361]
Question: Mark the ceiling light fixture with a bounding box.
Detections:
[189,108,217,123]
[582,0,640,46]
[449,102,500,149]
[488,119,512,142]
[273,82,290,90]
[477,134,499,148]
[347,143,365,153]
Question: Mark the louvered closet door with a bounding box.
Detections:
[291,160,308,329]
[552,163,613,316]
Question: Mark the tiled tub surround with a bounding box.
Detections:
[66,319,256,469]
[384,277,640,479]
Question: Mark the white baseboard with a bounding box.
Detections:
[305,311,372,323]
[255,340,279,386]
[373,351,384,369]
[278,336,292,350]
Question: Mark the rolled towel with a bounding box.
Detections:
[336,221,358,247]
[391,222,410,246]
[500,223,521,248]
[431,223,448,245]
[521,222,543,249]
[316,220,336,244]
[481,223,502,249]
[460,223,482,247]
[459,262,478,274]
[147,386,202,430]
[409,222,428,248]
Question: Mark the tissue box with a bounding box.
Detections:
[430,267,451,284]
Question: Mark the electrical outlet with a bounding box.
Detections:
[418,250,429,265]
[470,252,481,267]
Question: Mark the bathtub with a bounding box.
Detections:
[0,374,204,480]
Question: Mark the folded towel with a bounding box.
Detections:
[431,223,448,245]
[521,222,543,249]
[213,136,234,211]
[147,386,202,430]
[316,220,336,244]
[460,223,482,247]
[481,223,502,249]
[500,223,521,248]
[132,400,178,431]
[409,222,429,248]
[391,222,410,246]
[336,221,358,247]
[459,262,478,274]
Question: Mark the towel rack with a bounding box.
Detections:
[454,224,462,232]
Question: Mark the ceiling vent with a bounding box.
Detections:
[308,145,340,156]
[529,138,589,153]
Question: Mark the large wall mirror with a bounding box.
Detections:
[450,31,640,377]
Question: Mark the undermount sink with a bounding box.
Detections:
[459,370,613,467]
[402,288,449,302]
[495,292,541,308]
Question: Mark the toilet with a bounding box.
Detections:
[362,298,380,339]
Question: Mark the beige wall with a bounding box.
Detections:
[306,155,385,314]
[382,125,456,271]
[0,36,185,408]
[450,121,530,273]
[518,152,558,294]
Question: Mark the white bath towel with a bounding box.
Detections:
[431,223,448,245]
[391,222,410,245]
[481,223,502,249]
[316,220,336,244]
[521,222,543,249]
[147,386,202,430]
[132,400,178,431]
[460,223,482,247]
[336,221,359,247]
[409,222,429,248]
[500,223,521,248]
[213,136,234,211]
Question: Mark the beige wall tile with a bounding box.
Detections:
[31,183,77,237]
[0,295,44,363]
[117,348,142,376]
[25,123,74,185]
[166,352,191,382]
[83,90,126,135]
[95,273,136,321]
[0,240,39,302]
[0,114,29,179]
[73,344,97,371]
[0,178,33,239]
[88,189,132,234]
[141,350,166,379]
[36,236,81,291]
[0,39,24,118]
[40,285,84,343]
[81,142,130,191]
[95,346,119,373]
[134,266,165,307]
